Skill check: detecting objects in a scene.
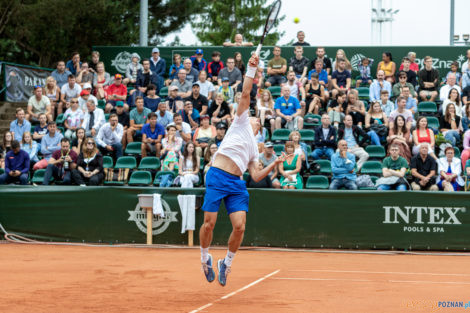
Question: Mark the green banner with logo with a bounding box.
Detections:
[94,45,468,80]
[1,186,469,250]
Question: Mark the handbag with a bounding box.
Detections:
[369,124,388,137]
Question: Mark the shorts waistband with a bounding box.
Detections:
[212,166,241,178]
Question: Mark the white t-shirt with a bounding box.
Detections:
[78,95,98,111]
[167,122,191,140]
[61,83,82,102]
[64,108,83,128]
[197,80,215,98]
[215,109,259,173]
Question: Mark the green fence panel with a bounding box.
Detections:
[94,45,469,80]
[1,186,469,250]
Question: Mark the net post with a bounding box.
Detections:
[146,207,153,245]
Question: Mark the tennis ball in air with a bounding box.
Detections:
[293,17,300,24]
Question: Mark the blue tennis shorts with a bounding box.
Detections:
[202,167,249,214]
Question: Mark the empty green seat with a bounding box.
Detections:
[271,129,291,142]
[115,156,137,169]
[268,86,281,97]
[454,146,461,158]
[153,171,176,186]
[306,175,329,189]
[102,156,114,169]
[31,169,52,184]
[425,116,440,130]
[159,86,168,98]
[128,171,152,186]
[125,142,142,156]
[105,113,110,122]
[273,144,285,156]
[97,99,106,110]
[365,145,386,159]
[356,87,370,100]
[299,129,315,142]
[315,159,332,175]
[138,157,161,170]
[55,113,66,125]
[360,161,383,175]
[418,101,437,114]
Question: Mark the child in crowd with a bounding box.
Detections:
[218,77,234,104]
[444,61,462,85]
[207,51,224,82]
[124,53,143,86]
[356,57,374,87]
[380,90,394,117]
[166,54,183,86]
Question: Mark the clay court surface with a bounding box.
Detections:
[1,244,469,313]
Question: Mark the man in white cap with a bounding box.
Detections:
[149,47,166,92]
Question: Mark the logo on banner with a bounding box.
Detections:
[382,206,466,233]
[350,53,366,71]
[128,199,178,235]
[111,51,132,73]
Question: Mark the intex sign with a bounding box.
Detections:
[383,206,466,233]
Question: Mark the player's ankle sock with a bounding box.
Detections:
[224,250,235,267]
[201,247,209,263]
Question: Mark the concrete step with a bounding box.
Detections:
[0,113,16,120]
[0,121,11,128]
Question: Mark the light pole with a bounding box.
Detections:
[139,0,148,46]
[371,0,399,45]
[450,0,454,45]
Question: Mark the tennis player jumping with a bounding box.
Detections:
[199,53,286,286]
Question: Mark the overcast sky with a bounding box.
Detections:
[163,0,470,46]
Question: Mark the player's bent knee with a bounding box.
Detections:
[232,222,246,234]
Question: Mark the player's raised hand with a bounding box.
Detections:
[248,54,259,68]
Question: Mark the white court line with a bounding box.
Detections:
[189,269,280,313]
[288,269,470,277]
[272,277,470,285]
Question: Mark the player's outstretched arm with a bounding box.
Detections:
[248,153,287,183]
[237,54,259,116]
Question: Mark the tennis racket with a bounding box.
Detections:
[255,0,282,56]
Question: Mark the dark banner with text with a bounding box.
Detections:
[3,64,52,102]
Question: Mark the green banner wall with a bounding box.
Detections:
[94,45,469,80]
[1,186,469,251]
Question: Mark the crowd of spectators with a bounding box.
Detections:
[1,35,470,191]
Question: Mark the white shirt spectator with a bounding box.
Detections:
[439,84,461,101]
[64,108,83,128]
[28,95,50,115]
[82,108,105,132]
[197,80,216,98]
[167,121,191,140]
[96,122,124,147]
[78,95,98,111]
[61,83,82,102]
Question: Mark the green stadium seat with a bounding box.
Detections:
[243,172,250,181]
[425,116,440,130]
[360,161,383,175]
[418,101,437,114]
[102,156,114,169]
[153,170,176,186]
[125,142,142,156]
[105,113,110,122]
[138,157,161,170]
[304,113,321,128]
[31,169,52,184]
[55,113,66,125]
[0,168,4,175]
[159,86,169,98]
[365,145,386,160]
[268,86,281,97]
[306,175,329,189]
[97,99,106,110]
[271,129,291,142]
[128,170,152,186]
[454,147,461,158]
[57,126,65,134]
[314,159,332,175]
[299,129,315,142]
[356,87,369,101]
[273,144,285,156]
[115,156,137,169]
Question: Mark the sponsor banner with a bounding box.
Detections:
[4,64,52,102]
[95,46,468,79]
[0,187,469,250]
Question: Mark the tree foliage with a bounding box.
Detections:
[0,0,201,67]
[191,0,285,46]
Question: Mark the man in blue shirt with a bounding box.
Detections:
[65,52,82,76]
[369,70,392,102]
[141,112,165,157]
[149,47,166,92]
[33,122,64,170]
[10,108,31,142]
[308,59,329,88]
[394,85,417,114]
[274,86,304,130]
[0,140,30,185]
[52,61,72,88]
[330,139,357,190]
[179,101,200,131]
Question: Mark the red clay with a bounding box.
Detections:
[0,244,469,313]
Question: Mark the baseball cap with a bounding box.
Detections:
[83,82,92,89]
[216,122,228,130]
[192,82,200,87]
[222,77,229,82]
[264,141,274,148]
[195,48,203,55]
[169,85,179,91]
[152,47,160,53]
[114,73,122,79]
[80,90,90,96]
[200,114,210,120]
[116,101,124,107]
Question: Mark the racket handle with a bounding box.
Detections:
[255,44,262,56]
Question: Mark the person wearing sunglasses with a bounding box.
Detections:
[71,137,104,186]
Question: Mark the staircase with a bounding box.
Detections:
[0,101,28,138]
